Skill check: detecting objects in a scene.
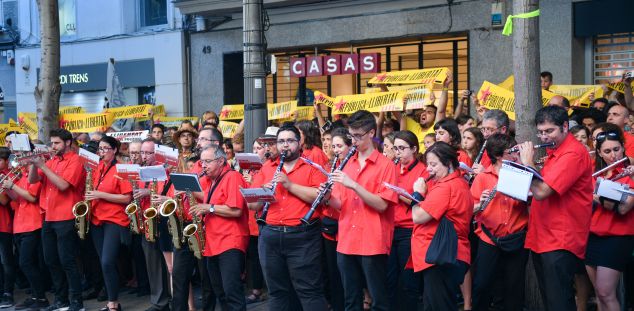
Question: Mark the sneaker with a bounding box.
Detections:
[67,300,84,311]
[0,294,14,308]
[41,300,69,311]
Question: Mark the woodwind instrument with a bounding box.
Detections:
[474,187,497,214]
[72,166,92,240]
[255,151,286,225]
[592,157,628,178]
[183,189,205,259]
[507,142,555,153]
[467,140,488,185]
[125,180,144,234]
[159,193,182,249]
[143,180,159,242]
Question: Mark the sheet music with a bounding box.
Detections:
[383,182,419,203]
[78,148,99,167]
[596,178,630,201]
[502,160,543,180]
[170,173,203,192]
[139,165,168,182]
[301,157,329,177]
[235,153,263,170]
[459,162,474,173]
[498,162,533,201]
[9,134,31,152]
[239,188,277,203]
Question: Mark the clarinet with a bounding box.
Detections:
[473,140,488,166]
[474,187,497,215]
[255,151,286,225]
[301,147,357,224]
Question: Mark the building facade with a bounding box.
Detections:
[176,0,633,118]
[10,0,188,120]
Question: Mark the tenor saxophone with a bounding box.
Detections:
[143,180,159,242]
[72,167,92,240]
[125,180,144,234]
[159,194,183,249]
[183,190,205,259]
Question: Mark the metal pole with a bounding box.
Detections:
[243,0,268,152]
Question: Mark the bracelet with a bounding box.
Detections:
[410,192,425,207]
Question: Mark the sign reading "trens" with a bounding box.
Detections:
[289,53,380,77]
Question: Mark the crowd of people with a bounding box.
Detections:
[0,70,631,311]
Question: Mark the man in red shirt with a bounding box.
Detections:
[28,129,86,311]
[325,110,398,310]
[517,106,593,311]
[0,147,16,308]
[248,125,328,310]
[190,146,249,310]
[606,103,634,159]
[472,109,510,173]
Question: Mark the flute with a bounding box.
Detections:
[507,142,555,153]
[592,157,628,178]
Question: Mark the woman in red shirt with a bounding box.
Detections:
[84,136,133,311]
[434,119,473,167]
[296,120,329,166]
[586,127,634,311]
[387,130,427,310]
[411,142,472,310]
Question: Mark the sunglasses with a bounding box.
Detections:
[595,131,620,143]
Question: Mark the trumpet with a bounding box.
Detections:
[125,180,144,235]
[9,150,55,167]
[183,190,205,259]
[0,168,23,195]
[143,180,159,242]
[160,194,183,250]
[72,166,92,240]
[256,151,286,225]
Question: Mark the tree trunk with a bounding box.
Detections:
[511,0,543,310]
[35,0,61,142]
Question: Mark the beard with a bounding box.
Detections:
[280,149,300,162]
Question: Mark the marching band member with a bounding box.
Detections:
[470,134,528,311]
[517,106,593,311]
[2,146,49,310]
[244,138,266,304]
[434,119,473,167]
[133,139,171,311]
[84,136,133,311]
[296,120,329,166]
[0,147,16,308]
[28,129,86,311]
[586,127,634,311]
[249,125,328,310]
[190,146,249,311]
[472,109,511,173]
[410,142,472,310]
[387,130,427,310]
[325,110,398,311]
[128,141,142,165]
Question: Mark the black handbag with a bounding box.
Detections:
[480,224,526,252]
[321,216,338,236]
[425,216,458,266]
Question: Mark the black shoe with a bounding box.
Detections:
[99,304,122,311]
[67,300,84,311]
[14,298,48,311]
[41,300,69,311]
[0,294,14,308]
[97,289,107,302]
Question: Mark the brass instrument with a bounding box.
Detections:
[159,194,183,249]
[9,150,55,167]
[0,166,23,194]
[143,180,159,242]
[125,180,144,235]
[183,190,205,259]
[72,167,92,240]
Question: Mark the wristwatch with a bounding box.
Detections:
[209,205,215,214]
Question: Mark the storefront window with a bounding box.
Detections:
[59,0,76,37]
[140,0,167,27]
[593,33,634,84]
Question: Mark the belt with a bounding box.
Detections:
[264,219,320,233]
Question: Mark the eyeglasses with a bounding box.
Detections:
[595,131,619,143]
[140,151,155,155]
[276,139,298,145]
[201,158,221,165]
[349,129,372,141]
[392,145,411,151]
[480,126,501,134]
[129,151,140,155]
[98,147,113,152]
[536,127,560,137]
[199,137,220,143]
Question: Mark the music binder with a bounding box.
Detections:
[498,160,543,202]
[170,173,203,192]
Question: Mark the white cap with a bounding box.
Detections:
[264,126,279,136]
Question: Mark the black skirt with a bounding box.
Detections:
[585,234,634,271]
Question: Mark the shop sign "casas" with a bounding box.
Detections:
[289,53,380,77]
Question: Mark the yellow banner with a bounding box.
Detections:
[154,116,200,129]
[332,91,405,115]
[498,75,514,91]
[0,123,26,146]
[477,81,557,120]
[549,85,603,108]
[59,106,85,114]
[368,68,449,85]
[285,106,315,122]
[152,104,166,117]
[18,112,38,140]
[388,84,433,110]
[314,91,335,108]
[268,101,297,120]
[607,81,634,94]
[364,87,383,94]
[219,105,245,121]
[105,104,154,120]
[59,112,115,133]
[218,121,239,139]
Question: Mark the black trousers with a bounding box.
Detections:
[421,262,468,311]
[207,249,246,311]
[130,234,149,292]
[471,238,528,311]
[91,223,126,301]
[0,232,15,296]
[323,237,343,311]
[532,250,578,311]
[41,220,83,303]
[259,223,327,311]
[172,245,216,311]
[14,230,44,298]
[337,253,389,311]
[246,236,264,290]
[387,227,419,311]
[141,238,171,310]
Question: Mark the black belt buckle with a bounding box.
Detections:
[266,219,319,233]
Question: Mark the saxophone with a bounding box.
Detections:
[125,180,144,235]
[183,190,205,259]
[72,167,92,240]
[143,180,159,242]
[159,193,183,249]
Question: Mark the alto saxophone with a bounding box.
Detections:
[72,167,92,240]
[143,180,159,242]
[183,190,205,259]
[159,193,183,249]
[125,180,144,234]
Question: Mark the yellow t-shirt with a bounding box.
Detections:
[406,116,435,152]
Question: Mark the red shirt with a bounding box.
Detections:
[590,167,634,236]
[525,134,593,259]
[243,170,260,236]
[91,160,133,227]
[394,160,429,228]
[0,169,13,233]
[203,164,250,257]
[624,132,634,159]
[303,146,329,167]
[411,171,473,272]
[333,149,398,256]
[39,152,86,221]
[13,174,43,233]
[479,153,492,168]
[251,157,327,226]
[471,166,528,246]
[458,149,473,167]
